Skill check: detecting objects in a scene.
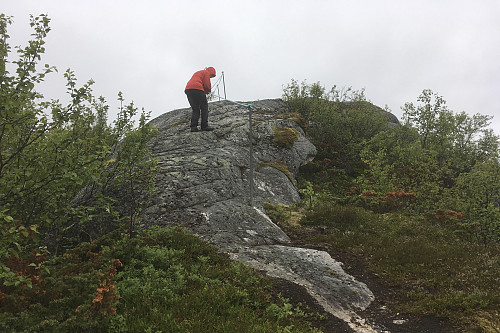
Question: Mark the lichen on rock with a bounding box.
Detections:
[141,98,377,332]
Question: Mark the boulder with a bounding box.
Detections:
[143,98,378,332]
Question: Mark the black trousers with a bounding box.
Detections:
[185,89,209,129]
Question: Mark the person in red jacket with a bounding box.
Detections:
[185,67,216,132]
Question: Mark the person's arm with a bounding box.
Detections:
[202,70,211,94]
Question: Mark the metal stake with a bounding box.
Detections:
[248,104,254,207]
[222,71,227,99]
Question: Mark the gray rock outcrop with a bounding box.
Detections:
[143,99,378,332]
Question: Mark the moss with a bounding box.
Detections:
[273,113,307,129]
[263,202,305,228]
[259,160,294,184]
[272,127,301,149]
[472,311,500,333]
[255,109,278,115]
[263,202,290,225]
[170,118,189,127]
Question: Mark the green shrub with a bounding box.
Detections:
[282,79,390,185]
[0,227,322,332]
[0,15,158,260]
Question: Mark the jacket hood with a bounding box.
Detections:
[206,67,216,77]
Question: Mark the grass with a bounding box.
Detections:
[272,126,301,149]
[259,160,295,185]
[170,118,189,127]
[265,201,500,332]
[0,226,323,333]
[272,112,308,130]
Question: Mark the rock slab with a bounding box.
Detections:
[144,99,377,332]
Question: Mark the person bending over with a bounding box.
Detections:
[184,67,216,132]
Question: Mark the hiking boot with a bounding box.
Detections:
[201,126,214,131]
[190,127,199,132]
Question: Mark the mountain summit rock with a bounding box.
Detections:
[143,98,379,332]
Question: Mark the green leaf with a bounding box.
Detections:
[3,215,14,223]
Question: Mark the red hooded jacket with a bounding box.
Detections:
[185,67,216,94]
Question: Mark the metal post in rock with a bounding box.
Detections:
[222,71,227,99]
[211,82,254,206]
[248,104,254,207]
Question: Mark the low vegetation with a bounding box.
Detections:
[0,226,322,332]
[272,126,301,149]
[278,80,500,332]
[259,160,295,184]
[265,201,500,332]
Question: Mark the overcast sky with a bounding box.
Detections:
[4,0,500,135]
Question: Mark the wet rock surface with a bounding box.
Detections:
[143,99,381,331]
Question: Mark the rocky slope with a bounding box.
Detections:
[142,99,396,332]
